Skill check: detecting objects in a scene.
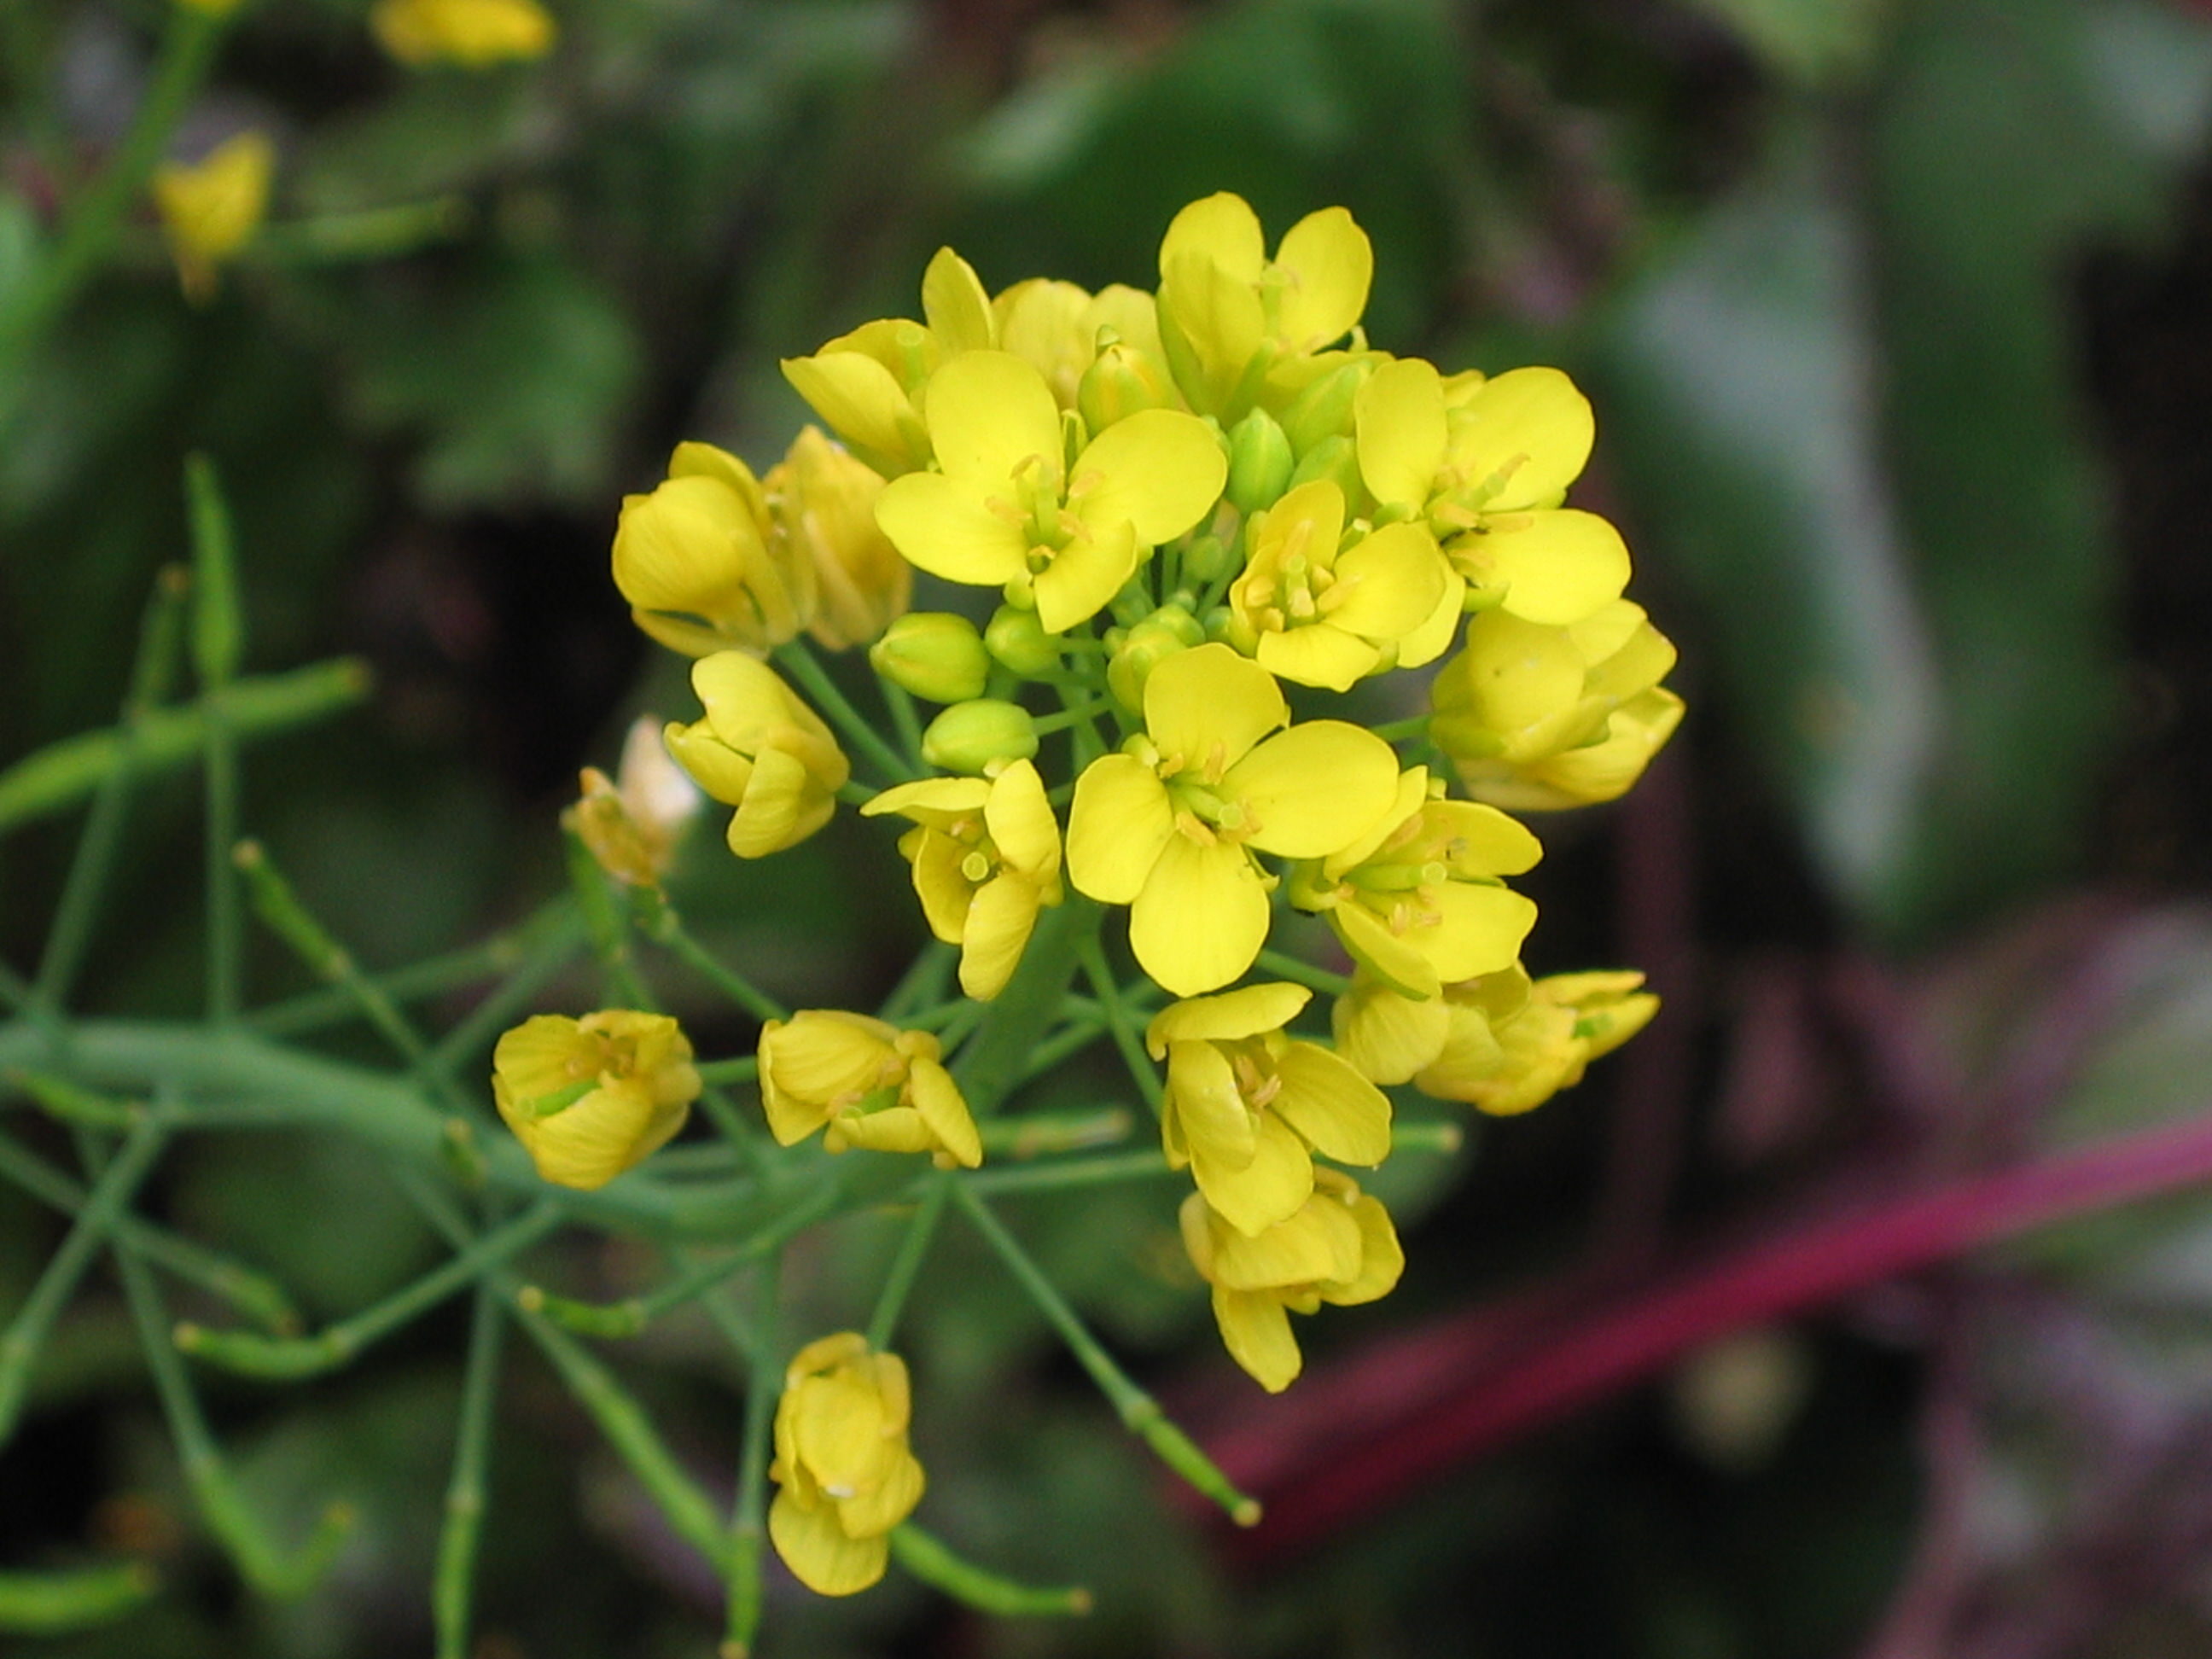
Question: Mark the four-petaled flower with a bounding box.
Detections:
[767,1333,925,1596]
[661,653,849,858]
[758,1010,983,1167]
[492,1010,699,1190]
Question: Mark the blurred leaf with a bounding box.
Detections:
[1681,0,1890,84]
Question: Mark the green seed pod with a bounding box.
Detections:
[869,613,991,704]
[984,604,1062,678]
[921,699,1039,774]
[1225,408,1295,516]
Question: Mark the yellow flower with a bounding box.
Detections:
[1289,766,1540,999]
[1180,1168,1403,1393]
[757,1011,981,1167]
[563,715,701,888]
[370,0,556,65]
[992,278,1174,421]
[1066,644,1399,997]
[492,1011,698,1190]
[860,760,1062,1000]
[152,131,274,304]
[768,1333,924,1596]
[613,442,812,658]
[1155,192,1374,420]
[873,350,1226,635]
[1430,602,1684,810]
[662,653,848,858]
[780,247,993,478]
[1355,358,1629,626]
[766,427,910,650]
[1147,982,1391,1237]
[1224,479,1449,691]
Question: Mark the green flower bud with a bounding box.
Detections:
[1182,533,1234,585]
[1287,434,1365,509]
[1077,341,1179,435]
[869,612,990,704]
[1281,358,1375,457]
[984,604,1061,677]
[1225,408,1295,515]
[1107,609,1205,713]
[921,699,1039,775]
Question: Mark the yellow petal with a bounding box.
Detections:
[1146,981,1312,1055]
[1330,898,1441,1000]
[1068,409,1228,546]
[908,1056,982,1167]
[1158,192,1266,283]
[1433,801,1544,876]
[1270,1041,1392,1166]
[1255,623,1381,693]
[1205,1198,1358,1290]
[1130,835,1271,998]
[923,350,1063,492]
[862,776,992,820]
[1161,1038,1258,1173]
[1272,207,1372,351]
[1158,250,1266,412]
[876,472,1030,588]
[906,829,973,944]
[1212,1289,1302,1393]
[1191,1109,1313,1237]
[768,1489,889,1596]
[921,247,994,353]
[1356,357,1447,509]
[982,760,1060,880]
[1394,568,1466,670]
[1483,509,1631,626]
[958,873,1041,1001]
[1144,644,1287,776]
[1320,1193,1405,1307]
[835,1447,925,1538]
[1033,516,1140,635]
[1225,722,1398,859]
[1449,366,1594,509]
[1331,978,1452,1085]
[1326,521,1448,643]
[782,350,919,470]
[1066,754,1175,904]
[728,745,830,858]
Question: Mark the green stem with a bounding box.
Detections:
[1053,674,1111,769]
[251,196,469,265]
[424,905,587,1075]
[1254,948,1352,998]
[248,923,560,1039]
[1077,937,1161,1113]
[564,830,653,1007]
[864,1172,949,1350]
[1392,1120,1465,1155]
[634,890,788,1024]
[775,639,917,785]
[979,1107,1133,1158]
[186,455,246,1025]
[882,678,928,772]
[433,1283,504,1659]
[694,1056,759,1086]
[704,1267,777,1659]
[0,1563,161,1636]
[1030,697,1116,736]
[1369,714,1430,743]
[952,1183,1259,1525]
[960,1151,1171,1196]
[951,899,1101,1116]
[889,1524,1091,1617]
[880,940,957,1022]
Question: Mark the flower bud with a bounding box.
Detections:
[920,699,1038,775]
[1285,432,1365,508]
[870,613,989,704]
[614,443,815,657]
[492,1011,699,1190]
[663,653,848,858]
[984,604,1060,677]
[766,427,910,650]
[1106,607,1205,713]
[1224,407,1295,515]
[768,1333,926,1595]
[1077,340,1180,434]
[1415,968,1657,1115]
[562,716,701,888]
[1279,358,1374,457]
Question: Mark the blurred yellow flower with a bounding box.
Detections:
[152,131,273,304]
[861,760,1062,1000]
[1147,982,1390,1237]
[371,0,556,66]
[564,716,701,888]
[614,442,812,658]
[766,426,909,650]
[492,1010,698,1190]
[1066,643,1397,996]
[1180,1168,1402,1392]
[768,1333,924,1595]
[757,1011,981,1167]
[662,653,847,858]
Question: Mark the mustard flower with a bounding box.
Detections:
[661,653,848,859]
[1066,643,1399,997]
[861,760,1062,1000]
[152,131,273,304]
[1180,1169,1403,1392]
[613,442,812,658]
[1355,358,1629,626]
[1289,766,1540,1000]
[873,350,1225,635]
[370,0,556,66]
[563,715,701,888]
[1224,479,1449,691]
[1430,602,1684,810]
[1147,982,1390,1237]
[780,247,993,478]
[766,426,910,650]
[757,1011,982,1167]
[1155,192,1374,419]
[492,1011,699,1190]
[768,1333,924,1596]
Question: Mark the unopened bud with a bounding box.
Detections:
[921,699,1039,775]
[1287,434,1364,507]
[1281,358,1374,457]
[1077,341,1179,435]
[984,604,1061,677]
[1225,408,1295,515]
[1108,610,1205,713]
[870,612,990,704]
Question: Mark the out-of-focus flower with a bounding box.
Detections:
[492,1011,698,1190]
[757,1011,981,1167]
[564,716,701,888]
[1148,982,1390,1237]
[873,350,1225,634]
[768,1333,924,1595]
[767,427,909,650]
[1180,1169,1403,1392]
[614,443,812,658]
[1289,766,1540,999]
[862,760,1062,1000]
[371,0,556,66]
[152,131,273,304]
[1068,644,1398,997]
[662,653,847,858]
